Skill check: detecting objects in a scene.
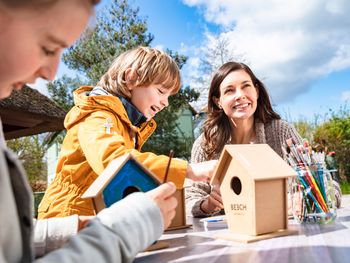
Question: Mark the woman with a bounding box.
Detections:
[186,61,302,217]
[0,1,178,262]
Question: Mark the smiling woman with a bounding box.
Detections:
[185,61,303,217]
[203,62,284,159]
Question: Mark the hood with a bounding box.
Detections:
[64,86,130,130]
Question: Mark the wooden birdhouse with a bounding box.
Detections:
[82,153,188,230]
[211,144,297,243]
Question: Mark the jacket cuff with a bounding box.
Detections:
[34,215,79,257]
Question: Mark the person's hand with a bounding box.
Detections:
[78,215,95,231]
[187,160,217,182]
[146,182,178,230]
[200,184,224,214]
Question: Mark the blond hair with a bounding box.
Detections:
[97,46,181,98]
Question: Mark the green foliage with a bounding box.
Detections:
[7,135,47,184]
[165,49,187,70]
[340,181,350,195]
[313,106,350,181]
[47,75,85,110]
[291,106,350,183]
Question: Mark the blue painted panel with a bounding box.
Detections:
[102,159,160,208]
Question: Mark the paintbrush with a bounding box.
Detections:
[163,150,174,183]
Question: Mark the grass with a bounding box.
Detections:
[340,181,350,195]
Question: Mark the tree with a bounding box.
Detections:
[48,0,199,159]
[7,135,47,191]
[63,0,154,84]
[313,107,350,182]
[47,75,84,111]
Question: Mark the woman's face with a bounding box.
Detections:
[0,0,92,99]
[215,69,259,124]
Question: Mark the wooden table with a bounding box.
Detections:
[135,195,350,263]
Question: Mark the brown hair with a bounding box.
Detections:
[97,46,181,99]
[203,61,280,159]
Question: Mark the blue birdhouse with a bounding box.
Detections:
[82,153,161,212]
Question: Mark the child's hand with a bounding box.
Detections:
[146,182,178,229]
[186,160,218,182]
[200,184,224,214]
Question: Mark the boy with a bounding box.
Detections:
[39,46,216,218]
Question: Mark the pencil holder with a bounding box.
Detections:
[288,165,337,224]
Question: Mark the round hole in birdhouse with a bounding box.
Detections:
[230,176,242,195]
[123,186,140,198]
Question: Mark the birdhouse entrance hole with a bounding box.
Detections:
[123,186,141,198]
[231,176,242,195]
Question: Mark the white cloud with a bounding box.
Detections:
[182,0,350,108]
[341,91,350,102]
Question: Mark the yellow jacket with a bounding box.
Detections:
[38,86,187,218]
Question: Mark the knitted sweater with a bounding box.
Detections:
[186,119,303,217]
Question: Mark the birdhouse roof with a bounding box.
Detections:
[211,144,297,184]
[82,153,161,199]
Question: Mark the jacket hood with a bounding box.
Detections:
[64,86,130,130]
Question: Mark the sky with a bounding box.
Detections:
[33,0,350,122]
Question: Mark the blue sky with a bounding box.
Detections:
[131,0,219,51]
[38,0,349,122]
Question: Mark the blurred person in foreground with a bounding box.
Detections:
[0,1,178,262]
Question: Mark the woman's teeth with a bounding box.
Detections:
[233,103,249,109]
